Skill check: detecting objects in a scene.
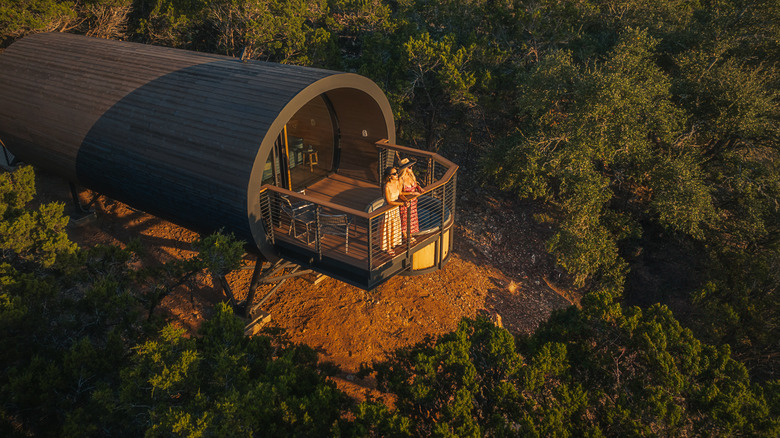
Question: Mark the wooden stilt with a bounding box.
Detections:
[217,275,238,310]
[244,258,267,318]
[216,257,328,335]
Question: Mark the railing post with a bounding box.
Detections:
[441,182,447,228]
[367,216,373,272]
[451,173,457,222]
[446,173,457,265]
[406,200,411,257]
[259,189,274,244]
[377,148,384,183]
[314,204,322,261]
[439,182,448,269]
[427,157,433,186]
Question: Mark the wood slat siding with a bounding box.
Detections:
[0,32,395,263]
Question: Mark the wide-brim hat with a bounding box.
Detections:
[398,157,416,171]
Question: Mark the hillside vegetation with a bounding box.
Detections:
[1,0,778,436]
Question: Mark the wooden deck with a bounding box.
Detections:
[260,141,458,289]
[268,173,420,270]
[303,172,383,212]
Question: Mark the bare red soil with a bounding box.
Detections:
[34,168,577,397]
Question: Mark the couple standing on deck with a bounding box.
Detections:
[381,158,423,256]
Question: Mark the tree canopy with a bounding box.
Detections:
[1,0,779,435]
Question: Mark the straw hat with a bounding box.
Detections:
[398,157,416,171]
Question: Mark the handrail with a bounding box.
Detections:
[374,139,452,164]
[262,185,371,219]
[262,141,457,221]
[375,139,459,170]
[375,139,459,194]
[259,142,458,283]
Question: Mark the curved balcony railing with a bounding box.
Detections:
[258,139,457,289]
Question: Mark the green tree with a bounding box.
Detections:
[485,29,693,291]
[0,0,132,47]
[0,0,78,45]
[0,166,261,436]
[135,0,338,65]
[133,0,206,47]
[481,0,778,378]
[360,308,779,437]
[0,166,143,437]
[104,303,350,436]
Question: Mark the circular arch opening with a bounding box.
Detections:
[248,75,395,259]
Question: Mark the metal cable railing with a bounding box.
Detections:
[372,140,458,270]
[258,140,458,283]
[259,188,368,261]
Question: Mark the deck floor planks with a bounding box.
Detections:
[270,173,402,269]
[304,173,382,212]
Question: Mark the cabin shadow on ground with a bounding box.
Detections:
[31,168,231,331]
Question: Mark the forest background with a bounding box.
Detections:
[1,0,778,436]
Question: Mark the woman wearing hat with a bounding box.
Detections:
[381,166,404,255]
[398,158,422,243]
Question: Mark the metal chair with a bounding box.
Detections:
[318,212,352,253]
[280,195,315,244]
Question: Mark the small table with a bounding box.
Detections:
[303,146,318,171]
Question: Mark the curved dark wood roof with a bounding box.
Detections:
[0,33,395,258]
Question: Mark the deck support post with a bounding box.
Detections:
[244,258,268,318]
[242,260,313,336]
[69,182,101,214]
[243,260,314,321]
[216,274,239,310]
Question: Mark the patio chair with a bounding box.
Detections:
[280,195,315,244]
[318,212,352,253]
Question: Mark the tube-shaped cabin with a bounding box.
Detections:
[0,33,457,289]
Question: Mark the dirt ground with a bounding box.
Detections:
[33,168,577,397]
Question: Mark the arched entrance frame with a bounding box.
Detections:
[248,77,395,260]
